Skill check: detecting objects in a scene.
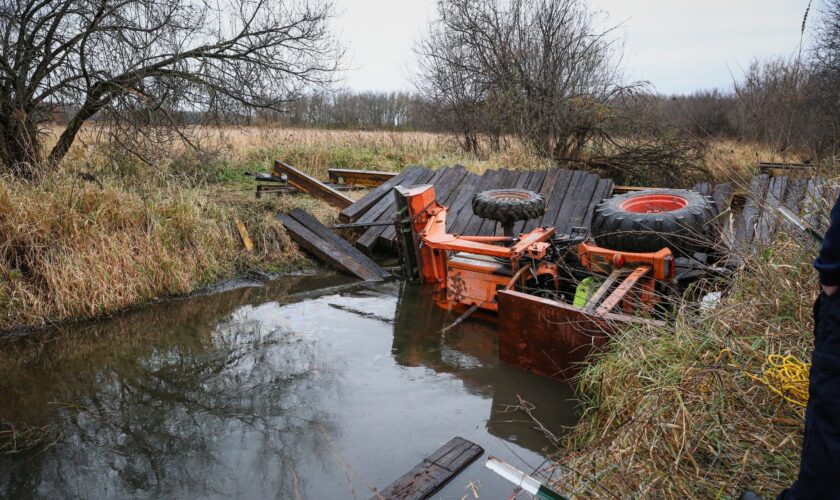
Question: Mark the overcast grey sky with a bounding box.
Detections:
[330,0,813,95]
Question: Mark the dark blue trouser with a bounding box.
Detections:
[780,292,840,499]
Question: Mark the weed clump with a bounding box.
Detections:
[0,174,304,330]
[552,235,817,498]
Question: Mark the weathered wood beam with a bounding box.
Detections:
[328,168,398,187]
[277,209,388,281]
[273,160,354,209]
[373,437,483,500]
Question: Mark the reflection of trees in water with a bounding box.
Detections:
[391,281,578,455]
[1,286,341,498]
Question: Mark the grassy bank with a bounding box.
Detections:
[1,127,555,332]
[551,232,820,497]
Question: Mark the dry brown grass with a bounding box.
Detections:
[548,222,826,497]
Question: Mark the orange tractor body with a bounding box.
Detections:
[395,184,675,317]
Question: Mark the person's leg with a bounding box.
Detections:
[780,293,840,499]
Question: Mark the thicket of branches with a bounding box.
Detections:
[411,0,711,186]
[0,0,341,178]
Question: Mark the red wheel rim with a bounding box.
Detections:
[488,190,533,202]
[619,194,687,213]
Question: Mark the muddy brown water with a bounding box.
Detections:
[0,273,578,499]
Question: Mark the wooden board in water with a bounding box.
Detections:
[372,436,483,500]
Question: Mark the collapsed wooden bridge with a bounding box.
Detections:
[338,165,614,254]
[269,158,834,281]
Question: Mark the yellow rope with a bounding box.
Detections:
[719,349,811,409]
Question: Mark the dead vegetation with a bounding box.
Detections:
[546,211,826,497]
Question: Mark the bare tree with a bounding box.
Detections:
[415,0,632,162]
[0,0,341,178]
[414,22,488,154]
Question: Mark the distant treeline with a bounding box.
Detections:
[253,91,447,131]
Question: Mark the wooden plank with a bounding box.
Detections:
[692,182,712,196]
[543,170,586,232]
[273,160,354,209]
[525,167,563,232]
[803,178,826,231]
[287,208,388,280]
[373,437,483,500]
[758,162,815,174]
[581,178,614,231]
[278,210,387,281]
[356,167,438,252]
[234,218,254,252]
[539,169,574,229]
[339,167,420,223]
[565,174,599,233]
[444,172,481,233]
[378,166,469,248]
[564,173,600,233]
[712,183,734,214]
[734,174,770,250]
[357,168,431,225]
[755,175,788,245]
[458,169,504,236]
[783,177,809,213]
[328,168,398,187]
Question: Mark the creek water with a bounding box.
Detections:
[0,273,578,499]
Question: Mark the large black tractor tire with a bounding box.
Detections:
[472,189,545,223]
[472,189,545,237]
[591,189,719,255]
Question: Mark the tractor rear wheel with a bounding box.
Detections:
[591,189,718,255]
[472,189,545,236]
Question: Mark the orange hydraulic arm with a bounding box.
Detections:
[397,184,554,285]
[577,242,675,281]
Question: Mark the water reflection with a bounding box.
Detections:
[1,274,577,499]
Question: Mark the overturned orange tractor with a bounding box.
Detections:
[394,184,720,380]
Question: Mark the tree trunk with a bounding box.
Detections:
[46,91,109,171]
[0,111,44,180]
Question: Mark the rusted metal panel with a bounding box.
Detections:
[497,290,666,380]
[273,160,354,209]
[446,267,510,312]
[373,436,483,500]
[497,290,613,381]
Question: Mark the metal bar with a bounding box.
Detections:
[505,263,532,290]
[583,269,623,312]
[595,265,651,315]
[458,235,514,243]
[485,457,566,500]
[776,205,824,243]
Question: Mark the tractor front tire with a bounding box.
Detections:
[591,189,718,255]
[472,189,545,223]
